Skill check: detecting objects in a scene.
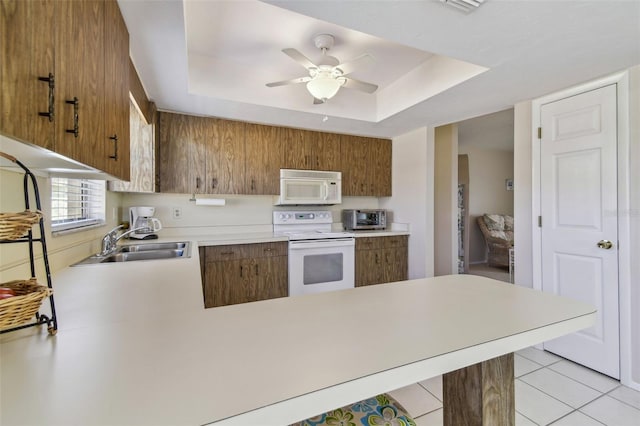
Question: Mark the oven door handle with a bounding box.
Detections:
[289,239,355,250]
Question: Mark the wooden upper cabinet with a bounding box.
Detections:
[315,131,341,171]
[102,0,130,180]
[340,135,391,196]
[282,129,341,172]
[159,112,199,193]
[370,137,392,196]
[340,134,370,196]
[282,127,312,170]
[159,113,247,194]
[55,0,105,170]
[157,112,391,197]
[1,0,130,180]
[245,123,282,195]
[206,118,245,194]
[0,0,56,150]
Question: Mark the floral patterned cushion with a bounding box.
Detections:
[504,215,514,231]
[483,214,505,231]
[292,394,415,426]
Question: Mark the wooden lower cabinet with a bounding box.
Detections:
[355,236,408,287]
[201,242,288,308]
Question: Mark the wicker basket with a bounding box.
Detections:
[0,278,52,331]
[0,210,42,240]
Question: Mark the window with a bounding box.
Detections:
[50,178,106,233]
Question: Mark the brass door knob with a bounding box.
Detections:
[597,240,613,249]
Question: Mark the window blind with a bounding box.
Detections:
[51,178,106,232]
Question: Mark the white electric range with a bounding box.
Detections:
[273,210,355,296]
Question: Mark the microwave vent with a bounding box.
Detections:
[280,169,341,180]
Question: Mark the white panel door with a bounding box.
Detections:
[540,84,619,379]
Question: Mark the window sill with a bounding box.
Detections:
[52,221,106,236]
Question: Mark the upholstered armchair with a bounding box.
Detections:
[477,214,514,268]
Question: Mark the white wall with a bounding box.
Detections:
[122,193,381,236]
[0,169,123,281]
[513,101,533,288]
[457,145,514,263]
[434,124,458,275]
[381,127,433,279]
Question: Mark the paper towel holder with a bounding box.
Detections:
[189,194,226,206]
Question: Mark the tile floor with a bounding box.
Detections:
[387,347,640,426]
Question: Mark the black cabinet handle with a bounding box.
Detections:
[251,179,255,191]
[240,265,244,278]
[255,264,259,276]
[196,177,201,189]
[65,97,79,137]
[38,73,55,122]
[108,135,118,160]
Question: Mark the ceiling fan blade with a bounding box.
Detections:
[266,76,311,88]
[342,77,378,94]
[282,48,317,70]
[335,54,374,75]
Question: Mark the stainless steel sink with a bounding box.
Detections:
[118,242,188,252]
[72,241,191,266]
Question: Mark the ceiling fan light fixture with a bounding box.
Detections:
[306,76,342,101]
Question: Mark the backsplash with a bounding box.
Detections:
[121,192,380,237]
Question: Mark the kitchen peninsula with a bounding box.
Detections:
[0,238,595,425]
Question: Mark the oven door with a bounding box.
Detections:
[288,238,355,296]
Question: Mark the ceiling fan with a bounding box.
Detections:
[266,34,378,104]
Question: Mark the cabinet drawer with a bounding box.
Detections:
[380,235,408,248]
[247,241,288,258]
[206,241,287,262]
[206,245,253,261]
[355,237,382,250]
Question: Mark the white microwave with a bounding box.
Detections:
[276,169,342,205]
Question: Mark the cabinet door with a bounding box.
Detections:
[206,118,245,194]
[370,138,392,196]
[356,249,386,287]
[159,112,204,193]
[55,0,105,170]
[315,131,341,171]
[245,123,282,194]
[282,127,314,170]
[251,256,287,301]
[340,135,370,196]
[0,0,55,150]
[383,246,408,283]
[102,0,129,180]
[204,260,251,308]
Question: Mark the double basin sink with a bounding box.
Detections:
[72,241,191,266]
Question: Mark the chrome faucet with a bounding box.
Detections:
[99,225,148,256]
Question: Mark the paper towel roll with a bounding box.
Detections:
[195,198,226,206]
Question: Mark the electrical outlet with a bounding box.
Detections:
[172,207,182,220]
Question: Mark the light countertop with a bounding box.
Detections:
[0,237,596,426]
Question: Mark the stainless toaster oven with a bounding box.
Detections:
[342,209,387,231]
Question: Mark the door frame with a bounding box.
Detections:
[531,71,632,387]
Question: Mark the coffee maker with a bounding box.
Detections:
[128,206,162,239]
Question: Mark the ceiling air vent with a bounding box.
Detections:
[441,0,486,13]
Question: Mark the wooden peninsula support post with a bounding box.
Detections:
[443,353,515,426]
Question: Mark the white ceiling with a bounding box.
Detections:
[118,0,640,139]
